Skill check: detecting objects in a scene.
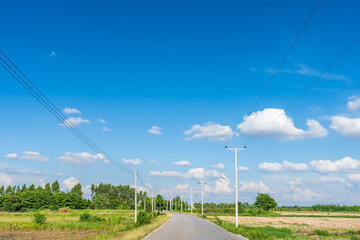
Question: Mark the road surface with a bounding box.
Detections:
[144,213,247,240]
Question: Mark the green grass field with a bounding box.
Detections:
[0,209,170,240]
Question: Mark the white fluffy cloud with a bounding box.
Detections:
[238,166,250,171]
[58,152,106,165]
[212,163,226,169]
[259,161,309,172]
[239,182,271,193]
[205,177,232,194]
[184,122,233,141]
[330,116,360,139]
[174,184,189,191]
[61,117,91,127]
[185,168,205,179]
[148,126,162,135]
[347,96,360,111]
[347,174,360,182]
[63,177,78,190]
[283,186,323,202]
[63,107,81,114]
[99,119,107,123]
[4,153,18,159]
[173,161,191,166]
[122,158,142,165]
[310,157,360,173]
[149,170,182,177]
[17,151,49,162]
[82,185,92,195]
[0,173,14,186]
[237,108,328,141]
[317,176,345,183]
[205,169,221,179]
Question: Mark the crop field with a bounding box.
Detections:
[208,211,360,239]
[0,209,169,240]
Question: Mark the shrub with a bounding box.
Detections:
[79,213,104,222]
[32,212,47,225]
[312,229,330,236]
[137,210,151,225]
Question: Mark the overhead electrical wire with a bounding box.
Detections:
[214,0,322,165]
[246,33,360,146]
[0,50,134,176]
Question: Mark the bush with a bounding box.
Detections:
[312,229,330,236]
[79,213,104,222]
[137,210,151,225]
[32,212,47,225]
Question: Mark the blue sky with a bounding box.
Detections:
[1,0,360,205]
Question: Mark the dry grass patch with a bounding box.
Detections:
[219,216,360,231]
[0,229,101,240]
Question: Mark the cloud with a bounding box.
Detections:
[212,163,226,169]
[122,158,141,165]
[205,176,232,194]
[205,169,221,179]
[295,64,350,81]
[148,160,157,164]
[310,157,360,173]
[47,51,56,56]
[238,166,250,171]
[347,96,360,111]
[4,153,17,159]
[63,107,81,114]
[0,173,14,186]
[173,161,191,166]
[149,170,182,177]
[18,151,49,162]
[348,174,360,182]
[259,160,309,172]
[99,119,107,123]
[55,172,63,176]
[63,177,78,190]
[148,126,162,135]
[239,182,271,193]
[283,185,324,202]
[237,108,328,141]
[185,168,205,179]
[330,116,360,139]
[184,122,233,141]
[61,117,90,127]
[174,184,189,191]
[82,185,92,195]
[58,152,106,165]
[317,176,345,183]
[102,127,114,132]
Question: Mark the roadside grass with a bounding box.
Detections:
[208,216,360,240]
[0,209,170,239]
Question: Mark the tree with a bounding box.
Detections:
[45,183,51,191]
[71,183,83,196]
[51,181,60,193]
[254,193,277,211]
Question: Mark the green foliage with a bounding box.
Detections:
[32,212,47,225]
[79,212,104,222]
[137,210,151,225]
[311,229,330,236]
[254,193,277,211]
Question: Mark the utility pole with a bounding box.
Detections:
[166,193,168,211]
[181,191,183,213]
[225,146,246,227]
[170,191,172,211]
[135,170,137,223]
[198,181,206,216]
[144,192,146,211]
[190,188,193,214]
[152,187,154,212]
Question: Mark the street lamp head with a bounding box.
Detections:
[244,146,246,149]
[225,146,227,149]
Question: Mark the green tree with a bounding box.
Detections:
[254,193,277,211]
[51,181,60,193]
[71,183,83,196]
[45,183,51,191]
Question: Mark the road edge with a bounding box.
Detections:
[142,213,173,240]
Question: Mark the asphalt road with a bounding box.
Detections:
[144,213,247,240]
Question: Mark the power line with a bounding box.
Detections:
[246,33,360,146]
[0,50,134,176]
[247,0,322,115]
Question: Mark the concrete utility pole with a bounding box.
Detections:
[181,191,183,213]
[225,146,246,227]
[198,181,206,216]
[135,170,137,223]
[144,192,146,211]
[166,193,168,211]
[152,187,154,212]
[170,191,172,211]
[190,188,193,214]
